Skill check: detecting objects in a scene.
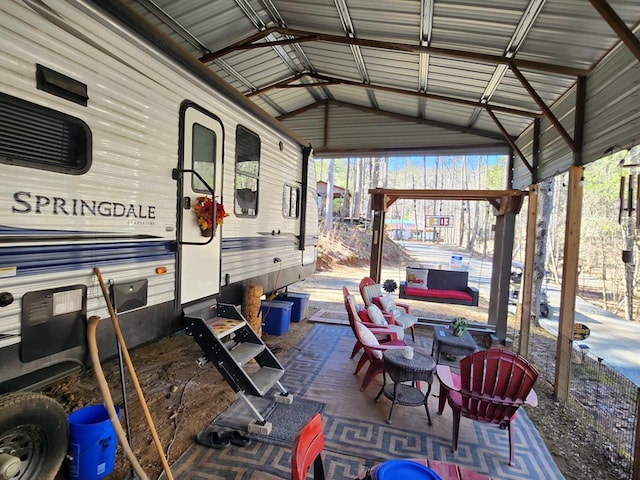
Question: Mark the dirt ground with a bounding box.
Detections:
[46,231,628,479]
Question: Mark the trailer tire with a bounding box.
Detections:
[0,392,68,480]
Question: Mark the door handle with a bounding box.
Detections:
[183,196,191,209]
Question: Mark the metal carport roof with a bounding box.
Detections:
[106,0,639,188]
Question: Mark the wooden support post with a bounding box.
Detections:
[370,209,386,283]
[555,166,584,401]
[488,211,516,341]
[518,185,538,357]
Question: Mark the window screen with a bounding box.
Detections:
[234,126,260,216]
[191,123,216,193]
[0,92,91,174]
[283,184,300,218]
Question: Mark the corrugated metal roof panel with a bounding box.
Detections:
[427,57,496,100]
[361,48,419,90]
[283,104,509,155]
[517,0,637,69]
[261,86,318,113]
[300,43,363,80]
[374,91,421,118]
[474,110,533,138]
[430,0,524,55]
[491,69,571,111]
[327,85,372,107]
[217,49,297,88]
[272,0,345,34]
[339,0,421,43]
[119,0,640,171]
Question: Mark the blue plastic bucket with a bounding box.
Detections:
[67,404,119,480]
[375,460,441,480]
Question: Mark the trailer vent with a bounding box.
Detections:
[21,285,87,362]
[36,64,89,106]
[0,92,91,174]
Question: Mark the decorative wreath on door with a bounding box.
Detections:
[192,196,228,236]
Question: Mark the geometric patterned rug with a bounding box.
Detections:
[164,323,564,480]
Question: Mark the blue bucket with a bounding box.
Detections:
[67,404,119,480]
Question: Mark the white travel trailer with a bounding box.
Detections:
[0,1,317,476]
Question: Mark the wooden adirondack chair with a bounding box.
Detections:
[291,413,325,480]
[359,277,416,341]
[343,286,406,359]
[343,287,407,391]
[436,348,539,466]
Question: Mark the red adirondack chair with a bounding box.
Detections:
[359,277,416,341]
[436,348,539,466]
[291,413,325,480]
[343,287,407,391]
[343,286,406,359]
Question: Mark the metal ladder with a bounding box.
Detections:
[184,301,293,435]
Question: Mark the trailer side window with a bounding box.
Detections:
[0,92,91,174]
[283,184,300,218]
[234,126,260,216]
[191,123,216,193]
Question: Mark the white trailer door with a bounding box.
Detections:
[179,106,224,304]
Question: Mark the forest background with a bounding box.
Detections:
[315,149,640,321]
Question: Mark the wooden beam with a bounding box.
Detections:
[369,205,386,283]
[309,73,540,119]
[532,118,541,184]
[368,188,527,212]
[518,184,538,358]
[574,76,587,165]
[199,27,278,62]
[246,73,305,97]
[510,64,577,152]
[488,211,517,341]
[206,26,589,77]
[589,0,640,63]
[277,99,329,120]
[485,107,534,173]
[555,166,584,401]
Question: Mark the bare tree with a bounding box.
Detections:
[353,157,362,220]
[325,158,335,230]
[534,177,554,324]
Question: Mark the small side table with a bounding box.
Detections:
[375,349,435,425]
[431,325,477,364]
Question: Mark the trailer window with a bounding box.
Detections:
[0,92,91,174]
[191,123,216,193]
[283,184,300,218]
[234,126,260,216]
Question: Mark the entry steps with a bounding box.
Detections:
[184,300,293,435]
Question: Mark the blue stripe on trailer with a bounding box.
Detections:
[0,241,174,276]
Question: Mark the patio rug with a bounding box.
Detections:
[164,323,564,480]
[309,308,349,325]
[210,395,326,447]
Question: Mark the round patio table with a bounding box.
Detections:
[375,348,435,425]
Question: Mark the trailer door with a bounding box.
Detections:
[178,106,224,304]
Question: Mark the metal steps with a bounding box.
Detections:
[184,300,292,434]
